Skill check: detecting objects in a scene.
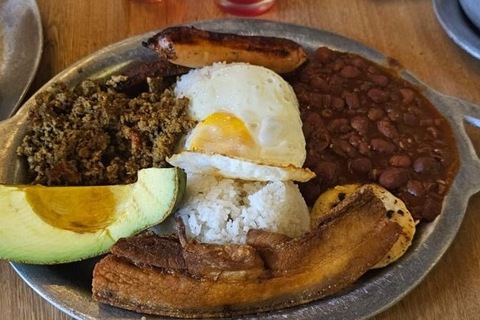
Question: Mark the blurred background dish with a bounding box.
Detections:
[459,0,480,31]
[214,0,275,16]
[433,0,480,60]
[0,0,43,120]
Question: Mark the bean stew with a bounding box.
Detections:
[292,47,460,221]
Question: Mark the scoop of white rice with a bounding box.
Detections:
[175,173,310,244]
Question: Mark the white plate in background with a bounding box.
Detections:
[433,0,480,60]
[459,0,480,31]
[0,0,43,120]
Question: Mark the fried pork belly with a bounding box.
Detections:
[92,186,401,318]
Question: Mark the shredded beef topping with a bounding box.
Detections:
[17,79,195,186]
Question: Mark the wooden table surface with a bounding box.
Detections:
[2,0,480,319]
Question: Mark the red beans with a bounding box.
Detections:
[351,116,369,135]
[368,108,385,121]
[344,93,360,109]
[378,167,410,189]
[400,88,416,103]
[368,74,389,86]
[377,119,398,139]
[340,65,361,78]
[390,155,412,168]
[327,118,350,133]
[349,157,372,173]
[309,76,329,92]
[403,113,419,126]
[367,87,389,103]
[413,156,441,174]
[406,180,425,197]
[293,47,459,221]
[370,138,396,154]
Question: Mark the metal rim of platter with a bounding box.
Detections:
[1,19,480,320]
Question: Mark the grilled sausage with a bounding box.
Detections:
[143,26,308,74]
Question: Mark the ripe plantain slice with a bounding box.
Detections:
[92,186,401,318]
[311,183,417,268]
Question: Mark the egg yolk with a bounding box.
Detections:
[189,112,259,159]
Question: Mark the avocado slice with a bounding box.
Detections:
[0,167,185,264]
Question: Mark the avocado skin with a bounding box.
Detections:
[0,167,185,265]
[173,167,187,210]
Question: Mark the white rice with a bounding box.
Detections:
[175,173,310,244]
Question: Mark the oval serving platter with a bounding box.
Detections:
[1,19,480,320]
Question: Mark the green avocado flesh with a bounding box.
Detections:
[0,167,185,264]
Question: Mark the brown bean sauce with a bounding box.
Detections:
[290,47,460,221]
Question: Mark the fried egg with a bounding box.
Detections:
[168,63,314,182]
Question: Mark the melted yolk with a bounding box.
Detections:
[189,112,259,158]
[25,186,117,233]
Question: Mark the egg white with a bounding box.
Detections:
[168,151,315,182]
[170,63,312,181]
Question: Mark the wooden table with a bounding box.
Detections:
[2,0,480,319]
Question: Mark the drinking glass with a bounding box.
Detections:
[215,0,275,16]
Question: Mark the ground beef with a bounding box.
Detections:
[17,78,195,186]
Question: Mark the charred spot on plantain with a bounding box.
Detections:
[386,210,394,219]
[104,290,115,299]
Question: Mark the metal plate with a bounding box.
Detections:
[433,0,480,60]
[459,0,480,31]
[1,19,480,320]
[0,0,43,120]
